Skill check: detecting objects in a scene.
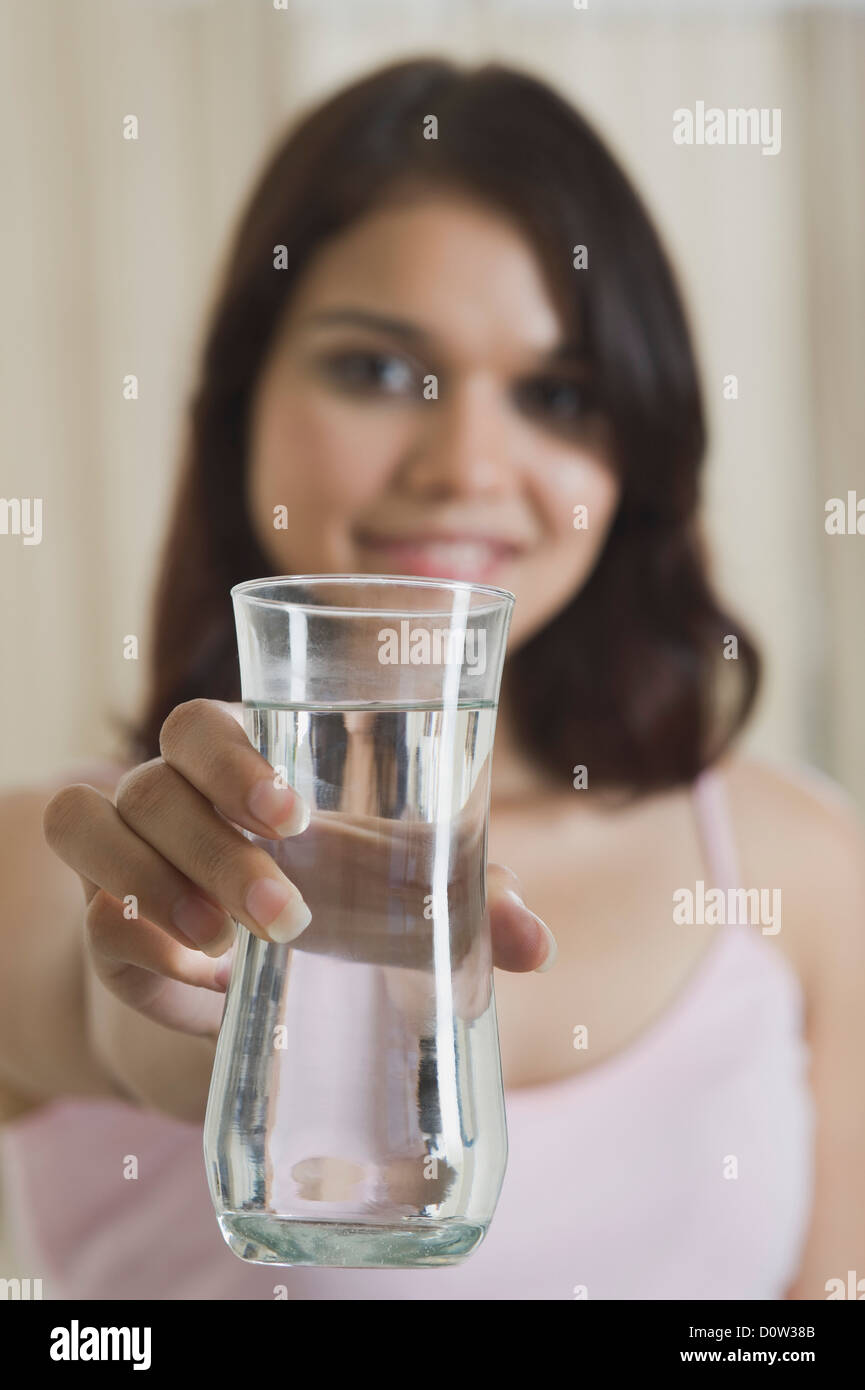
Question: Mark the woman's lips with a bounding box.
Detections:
[355,535,521,581]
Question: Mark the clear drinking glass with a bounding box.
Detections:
[204,574,515,1268]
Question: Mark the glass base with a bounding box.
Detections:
[217,1213,487,1268]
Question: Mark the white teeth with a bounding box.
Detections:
[415,542,498,564]
[361,536,515,571]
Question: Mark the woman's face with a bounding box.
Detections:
[247,191,620,649]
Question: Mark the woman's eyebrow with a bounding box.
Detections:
[299,307,433,346]
[298,307,590,369]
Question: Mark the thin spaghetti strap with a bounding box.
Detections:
[692,766,742,892]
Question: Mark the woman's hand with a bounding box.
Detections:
[42,699,556,1094]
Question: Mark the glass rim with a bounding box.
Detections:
[231,573,516,617]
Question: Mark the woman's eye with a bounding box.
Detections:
[320,350,419,397]
[514,375,597,425]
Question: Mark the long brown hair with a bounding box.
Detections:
[128,56,760,793]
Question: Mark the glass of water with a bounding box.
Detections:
[204,574,515,1268]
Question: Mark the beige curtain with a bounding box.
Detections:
[1,0,863,806]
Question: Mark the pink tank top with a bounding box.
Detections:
[0,768,814,1299]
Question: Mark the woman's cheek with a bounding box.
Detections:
[531,450,620,549]
[268,394,410,511]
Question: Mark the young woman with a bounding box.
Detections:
[1,58,863,1301]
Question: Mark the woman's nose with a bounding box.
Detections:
[396,378,515,499]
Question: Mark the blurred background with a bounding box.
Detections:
[0,0,864,1275]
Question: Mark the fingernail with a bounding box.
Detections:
[213,947,235,991]
[504,889,558,973]
[247,777,310,837]
[533,919,558,973]
[173,894,237,957]
[245,877,312,944]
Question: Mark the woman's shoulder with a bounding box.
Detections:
[0,756,133,911]
[0,755,135,947]
[715,750,865,977]
[0,757,132,814]
[0,762,127,893]
[717,750,863,849]
[50,756,134,795]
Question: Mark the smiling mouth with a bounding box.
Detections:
[354,532,524,581]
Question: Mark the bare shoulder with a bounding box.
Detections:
[0,759,132,927]
[718,751,865,979]
[0,755,133,899]
[2,757,131,802]
[45,756,132,797]
[720,750,864,856]
[0,759,130,840]
[0,756,135,932]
